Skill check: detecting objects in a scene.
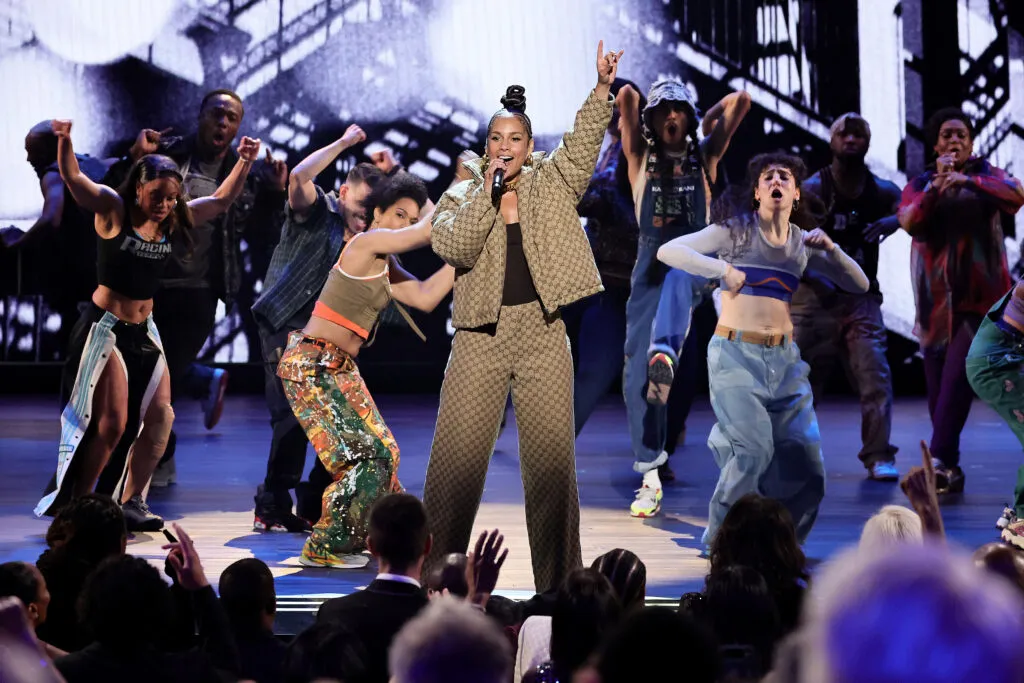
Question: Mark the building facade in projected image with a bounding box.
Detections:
[0,0,1021,372]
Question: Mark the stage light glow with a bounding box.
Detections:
[0,48,106,220]
[26,0,176,66]
[427,0,610,136]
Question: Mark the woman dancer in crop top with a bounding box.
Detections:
[276,171,455,568]
[36,119,258,531]
[657,152,869,549]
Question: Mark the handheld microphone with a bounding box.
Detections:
[491,167,505,203]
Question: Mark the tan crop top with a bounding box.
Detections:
[311,238,426,343]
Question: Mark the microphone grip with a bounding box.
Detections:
[491,168,505,203]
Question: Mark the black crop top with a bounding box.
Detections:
[502,222,539,306]
[96,227,173,300]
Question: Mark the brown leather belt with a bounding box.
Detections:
[714,325,790,347]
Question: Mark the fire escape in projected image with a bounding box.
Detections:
[659,0,862,157]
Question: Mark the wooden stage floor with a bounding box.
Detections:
[0,393,1019,630]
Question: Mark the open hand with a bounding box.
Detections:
[803,228,835,252]
[596,40,624,87]
[464,529,508,606]
[260,148,288,191]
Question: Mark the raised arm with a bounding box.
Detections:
[431,183,498,269]
[52,120,122,229]
[350,201,437,259]
[388,258,456,313]
[541,41,620,199]
[803,229,870,293]
[289,125,366,213]
[701,90,752,174]
[187,136,259,225]
[617,84,645,189]
[656,223,734,279]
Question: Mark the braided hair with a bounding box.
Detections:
[487,85,532,139]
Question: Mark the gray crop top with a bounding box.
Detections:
[656,213,869,301]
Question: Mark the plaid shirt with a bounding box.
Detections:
[251,186,348,331]
[899,157,1024,348]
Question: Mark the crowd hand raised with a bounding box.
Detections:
[51,119,72,139]
[237,136,261,162]
[260,148,289,191]
[803,227,835,252]
[722,264,746,293]
[160,523,210,591]
[464,529,508,607]
[901,440,939,508]
[596,40,624,86]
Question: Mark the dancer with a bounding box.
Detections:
[251,125,384,533]
[966,282,1024,542]
[898,108,1023,493]
[36,119,259,530]
[105,89,289,486]
[571,78,643,435]
[616,79,751,516]
[657,152,869,548]
[421,41,623,593]
[791,113,903,481]
[277,171,455,568]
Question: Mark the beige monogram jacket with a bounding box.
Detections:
[432,89,612,329]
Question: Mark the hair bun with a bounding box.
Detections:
[500,85,527,113]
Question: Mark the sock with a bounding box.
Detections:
[643,468,661,490]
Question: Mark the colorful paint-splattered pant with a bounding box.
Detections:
[422,301,581,593]
[967,293,1024,515]
[277,333,400,562]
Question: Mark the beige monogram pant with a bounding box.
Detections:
[422,301,582,593]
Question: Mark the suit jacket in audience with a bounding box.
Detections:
[317,577,429,683]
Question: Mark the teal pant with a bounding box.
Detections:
[966,310,1024,516]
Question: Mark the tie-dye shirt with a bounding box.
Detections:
[899,157,1024,349]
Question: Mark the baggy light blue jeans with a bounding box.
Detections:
[623,236,710,472]
[702,334,825,547]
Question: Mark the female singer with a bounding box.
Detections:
[421,41,623,593]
